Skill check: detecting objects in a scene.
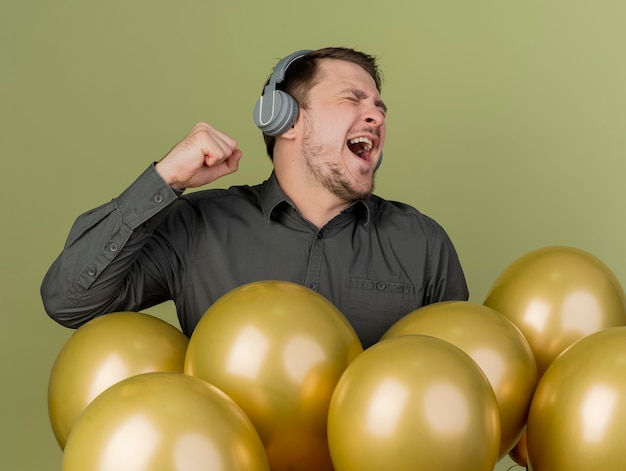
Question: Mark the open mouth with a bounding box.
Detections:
[347,136,374,161]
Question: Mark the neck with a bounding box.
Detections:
[274,162,350,229]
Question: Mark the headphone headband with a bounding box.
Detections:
[267,50,311,87]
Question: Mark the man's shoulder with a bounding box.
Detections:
[367,194,429,220]
[182,182,262,205]
[163,184,265,224]
[366,195,445,234]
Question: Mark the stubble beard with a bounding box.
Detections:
[301,126,375,203]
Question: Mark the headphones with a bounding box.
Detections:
[253,50,312,137]
[253,49,383,169]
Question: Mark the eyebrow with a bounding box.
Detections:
[345,88,388,114]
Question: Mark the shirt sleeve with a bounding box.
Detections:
[40,164,182,328]
[423,220,470,304]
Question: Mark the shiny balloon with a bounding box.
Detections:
[527,327,626,470]
[184,280,363,471]
[62,372,270,471]
[484,246,626,376]
[327,335,501,471]
[508,430,528,468]
[381,301,537,460]
[48,312,189,449]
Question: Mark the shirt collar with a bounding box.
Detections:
[259,171,371,226]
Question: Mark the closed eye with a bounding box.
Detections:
[341,88,387,115]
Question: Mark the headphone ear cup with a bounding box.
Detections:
[253,89,299,137]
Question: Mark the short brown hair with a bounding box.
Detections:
[261,47,383,159]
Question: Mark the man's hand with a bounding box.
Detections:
[155,122,243,191]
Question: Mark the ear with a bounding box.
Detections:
[278,121,298,141]
[278,109,304,141]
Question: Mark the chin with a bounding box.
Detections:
[349,177,375,201]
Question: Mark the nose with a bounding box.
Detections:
[363,104,385,127]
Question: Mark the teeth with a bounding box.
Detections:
[348,136,373,150]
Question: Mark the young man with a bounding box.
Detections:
[41,47,468,348]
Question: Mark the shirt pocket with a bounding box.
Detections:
[345,277,421,347]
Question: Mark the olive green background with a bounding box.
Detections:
[3,0,625,469]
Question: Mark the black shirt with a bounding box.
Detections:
[42,164,469,348]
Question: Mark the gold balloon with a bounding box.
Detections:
[526,327,626,470]
[48,312,189,449]
[381,301,538,460]
[484,246,626,376]
[184,280,363,471]
[62,372,270,471]
[327,335,501,471]
[508,430,528,468]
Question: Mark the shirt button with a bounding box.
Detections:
[376,281,387,290]
[153,194,164,204]
[307,282,317,290]
[316,231,324,239]
[87,266,97,276]
[109,242,119,252]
